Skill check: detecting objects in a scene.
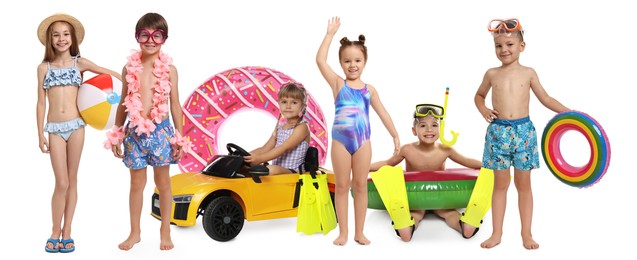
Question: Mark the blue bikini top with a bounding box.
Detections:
[43,56,82,89]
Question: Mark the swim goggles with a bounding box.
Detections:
[487,18,523,34]
[414,104,444,119]
[135,29,168,44]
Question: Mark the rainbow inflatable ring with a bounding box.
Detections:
[541,111,611,188]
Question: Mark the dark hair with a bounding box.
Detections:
[136,13,168,36]
[338,34,367,62]
[43,21,81,62]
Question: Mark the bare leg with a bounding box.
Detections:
[434,209,465,233]
[331,141,351,246]
[481,169,510,248]
[119,168,146,250]
[514,169,539,250]
[351,142,371,245]
[154,166,174,250]
[266,164,293,175]
[60,128,84,250]
[48,134,68,250]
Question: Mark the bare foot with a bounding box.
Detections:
[397,225,414,242]
[480,235,501,249]
[333,233,347,246]
[118,235,141,251]
[160,239,174,250]
[522,235,539,250]
[160,227,174,250]
[354,234,370,245]
[460,221,478,238]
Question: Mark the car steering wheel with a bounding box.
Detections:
[227,143,251,157]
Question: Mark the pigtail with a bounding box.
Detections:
[358,34,366,45]
[339,37,350,46]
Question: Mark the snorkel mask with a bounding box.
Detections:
[414,104,444,119]
[413,87,459,146]
[488,18,524,37]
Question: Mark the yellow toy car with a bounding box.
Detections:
[151,143,335,242]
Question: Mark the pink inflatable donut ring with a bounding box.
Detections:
[179,66,329,173]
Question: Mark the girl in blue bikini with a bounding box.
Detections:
[316,16,400,246]
[36,13,120,253]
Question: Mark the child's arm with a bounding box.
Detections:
[249,128,277,155]
[77,57,122,81]
[168,65,187,160]
[36,63,49,153]
[447,147,482,169]
[244,123,310,166]
[316,16,342,96]
[368,85,400,154]
[370,146,406,171]
[108,65,129,159]
[474,69,498,122]
[529,68,570,113]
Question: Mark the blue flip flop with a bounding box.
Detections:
[45,238,60,253]
[59,238,75,253]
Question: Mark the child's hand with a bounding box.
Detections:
[244,154,263,166]
[39,136,49,153]
[327,16,340,35]
[111,145,124,159]
[480,108,499,123]
[171,144,183,161]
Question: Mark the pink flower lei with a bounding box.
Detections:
[105,50,193,152]
[124,50,172,135]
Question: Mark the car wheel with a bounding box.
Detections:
[202,196,245,242]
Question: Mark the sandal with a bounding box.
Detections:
[45,238,60,253]
[59,238,75,253]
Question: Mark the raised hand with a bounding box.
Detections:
[327,16,340,35]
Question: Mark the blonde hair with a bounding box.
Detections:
[277,82,307,121]
[278,82,307,104]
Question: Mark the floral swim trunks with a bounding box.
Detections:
[123,118,177,169]
[481,116,540,171]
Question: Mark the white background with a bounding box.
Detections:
[1,0,633,259]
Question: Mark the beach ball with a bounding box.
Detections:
[78,74,122,130]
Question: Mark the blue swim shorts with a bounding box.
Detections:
[123,118,177,169]
[481,116,540,171]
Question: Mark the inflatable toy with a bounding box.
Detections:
[367,168,479,210]
[77,74,122,130]
[179,66,329,173]
[439,87,458,146]
[541,111,611,188]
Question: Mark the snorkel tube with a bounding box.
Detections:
[439,87,459,146]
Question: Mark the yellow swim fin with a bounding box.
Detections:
[296,174,322,235]
[316,173,337,235]
[370,165,414,230]
[461,168,494,229]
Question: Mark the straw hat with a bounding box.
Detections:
[37,13,85,46]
